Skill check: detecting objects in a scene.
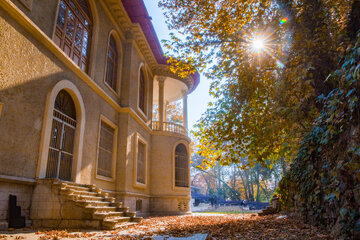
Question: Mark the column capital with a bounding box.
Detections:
[181,89,188,96]
[157,76,166,84]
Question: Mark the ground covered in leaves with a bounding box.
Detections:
[0,214,332,239]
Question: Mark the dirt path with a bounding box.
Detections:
[0,214,332,239]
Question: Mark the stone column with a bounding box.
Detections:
[158,77,165,131]
[182,91,188,130]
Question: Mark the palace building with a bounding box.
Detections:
[0,0,199,230]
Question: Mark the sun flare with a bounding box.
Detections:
[252,38,265,51]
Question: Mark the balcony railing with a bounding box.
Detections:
[152,121,187,136]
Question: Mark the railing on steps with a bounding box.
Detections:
[152,121,187,136]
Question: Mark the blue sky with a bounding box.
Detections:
[143,0,212,131]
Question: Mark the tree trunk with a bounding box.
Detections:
[347,0,360,41]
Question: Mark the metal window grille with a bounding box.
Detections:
[46,91,77,181]
[97,121,115,178]
[136,141,146,184]
[175,144,189,187]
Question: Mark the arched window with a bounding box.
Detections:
[138,67,146,113]
[175,143,189,187]
[54,0,92,72]
[105,34,118,91]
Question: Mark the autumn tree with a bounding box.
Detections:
[159,0,353,167]
[153,101,184,124]
[191,153,283,202]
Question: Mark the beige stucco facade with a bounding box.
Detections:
[0,0,198,229]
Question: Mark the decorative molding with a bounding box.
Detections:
[150,195,191,199]
[151,129,191,142]
[18,0,33,10]
[102,0,196,93]
[103,0,132,30]
[118,108,152,133]
[0,174,36,185]
[115,191,151,198]
[153,65,194,93]
[103,0,155,70]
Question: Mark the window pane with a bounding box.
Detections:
[65,10,75,39]
[106,58,113,86]
[82,30,88,56]
[75,23,83,49]
[105,35,118,91]
[139,70,145,112]
[137,141,146,184]
[175,144,189,187]
[57,1,67,29]
[97,121,115,178]
[54,0,92,71]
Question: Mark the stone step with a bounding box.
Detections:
[116,207,129,213]
[65,185,91,192]
[110,202,124,208]
[110,222,138,229]
[85,206,117,214]
[131,217,143,223]
[58,182,140,230]
[104,197,115,203]
[124,212,136,218]
[102,217,132,229]
[75,200,110,208]
[69,194,105,202]
[69,189,99,196]
[62,182,93,188]
[93,211,125,220]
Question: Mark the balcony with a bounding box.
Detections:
[152,75,189,137]
[152,121,187,136]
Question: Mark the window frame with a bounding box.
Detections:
[95,115,118,182]
[173,141,190,190]
[0,103,3,119]
[52,0,92,72]
[133,132,148,189]
[137,64,148,118]
[104,30,122,96]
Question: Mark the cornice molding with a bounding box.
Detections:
[103,0,196,93]
[103,0,158,70]
[153,64,194,91]
[103,0,132,29]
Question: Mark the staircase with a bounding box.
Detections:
[59,182,142,229]
[258,206,277,216]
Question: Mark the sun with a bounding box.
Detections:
[252,38,265,51]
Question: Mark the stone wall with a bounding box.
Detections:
[150,196,191,216]
[0,182,33,230]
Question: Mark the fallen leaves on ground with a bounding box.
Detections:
[18,214,332,239]
[111,214,332,239]
[36,230,96,239]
